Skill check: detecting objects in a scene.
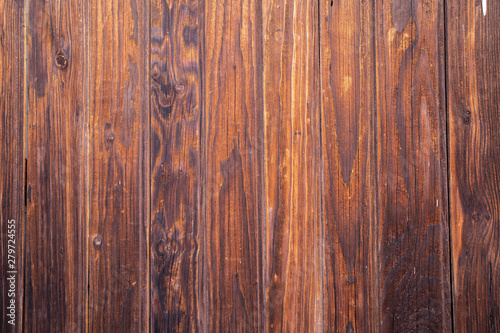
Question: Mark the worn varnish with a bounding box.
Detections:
[447,0,500,331]
[1,0,500,331]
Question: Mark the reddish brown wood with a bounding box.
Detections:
[447,0,500,331]
[0,1,25,331]
[88,0,149,330]
[25,0,89,331]
[149,0,201,331]
[375,0,452,330]
[264,0,323,331]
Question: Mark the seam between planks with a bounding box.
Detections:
[443,0,456,332]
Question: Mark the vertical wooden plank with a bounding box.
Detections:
[320,0,378,331]
[447,0,500,331]
[88,0,149,330]
[376,0,452,331]
[25,0,88,331]
[199,0,265,330]
[149,0,201,331]
[263,0,323,331]
[0,0,24,331]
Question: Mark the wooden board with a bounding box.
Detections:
[0,1,25,331]
[149,0,201,331]
[263,0,323,331]
[198,0,266,331]
[447,0,500,331]
[5,0,500,330]
[320,0,378,330]
[375,0,452,330]
[88,0,149,331]
[320,0,453,330]
[25,0,89,331]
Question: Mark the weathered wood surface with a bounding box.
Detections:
[88,0,149,331]
[447,0,500,331]
[320,0,378,330]
[375,0,453,331]
[25,0,88,331]
[150,0,201,331]
[264,0,323,331]
[0,1,24,331]
[2,0,500,331]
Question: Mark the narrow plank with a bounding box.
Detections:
[88,0,149,330]
[447,0,500,331]
[149,0,201,331]
[320,0,378,331]
[25,0,88,331]
[0,1,25,331]
[263,0,323,331]
[375,0,452,330]
[199,0,266,330]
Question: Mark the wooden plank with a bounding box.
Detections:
[375,0,452,331]
[320,0,378,331]
[263,0,323,331]
[88,0,149,330]
[0,0,25,331]
[198,0,266,330]
[149,0,201,331]
[25,0,88,331]
[447,0,500,331]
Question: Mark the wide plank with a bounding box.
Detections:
[320,0,378,331]
[375,0,452,330]
[198,0,266,330]
[25,0,89,331]
[0,1,25,331]
[264,0,323,331]
[149,0,201,331]
[88,0,149,330]
[447,0,500,331]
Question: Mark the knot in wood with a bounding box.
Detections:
[107,132,115,142]
[55,50,68,69]
[175,82,185,93]
[93,235,103,248]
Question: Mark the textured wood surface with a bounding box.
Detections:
[200,0,266,330]
[2,0,500,331]
[320,0,377,330]
[150,0,201,331]
[264,0,323,331]
[447,0,500,331]
[88,0,149,331]
[0,1,24,331]
[375,0,453,331]
[25,0,88,331]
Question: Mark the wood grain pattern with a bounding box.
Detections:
[149,0,201,331]
[0,0,24,331]
[320,0,378,331]
[5,0,500,331]
[88,0,149,330]
[375,0,452,330]
[199,0,266,330]
[447,0,500,331]
[264,0,323,331]
[25,0,88,331]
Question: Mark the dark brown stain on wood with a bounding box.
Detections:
[1,0,499,332]
[448,0,500,332]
